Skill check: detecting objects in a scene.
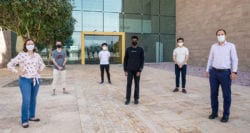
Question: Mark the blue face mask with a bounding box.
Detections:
[217,35,225,42]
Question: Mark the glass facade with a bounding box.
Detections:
[68,0,176,64]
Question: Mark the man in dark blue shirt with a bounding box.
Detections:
[124,36,144,105]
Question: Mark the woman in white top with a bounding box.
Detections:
[172,37,189,93]
[7,39,45,128]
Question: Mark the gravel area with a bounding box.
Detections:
[145,62,250,87]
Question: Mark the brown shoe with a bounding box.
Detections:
[173,88,179,92]
[182,89,187,94]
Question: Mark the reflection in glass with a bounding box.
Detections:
[143,0,159,15]
[82,12,103,31]
[104,13,123,32]
[85,35,121,64]
[124,14,142,33]
[160,34,176,61]
[160,0,176,16]
[139,34,159,62]
[104,0,122,12]
[68,32,81,63]
[124,0,142,13]
[143,15,159,33]
[83,0,103,11]
[160,16,175,34]
[72,11,82,31]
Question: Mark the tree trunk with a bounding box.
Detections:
[47,43,53,66]
[25,23,30,39]
[16,35,24,52]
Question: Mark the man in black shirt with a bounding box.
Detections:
[124,36,144,105]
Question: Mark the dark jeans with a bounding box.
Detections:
[100,64,111,82]
[19,77,40,123]
[175,64,187,88]
[126,71,140,101]
[209,68,232,117]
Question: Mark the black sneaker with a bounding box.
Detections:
[29,118,40,122]
[125,100,130,105]
[221,116,229,123]
[100,81,104,84]
[108,80,112,84]
[182,89,187,94]
[134,99,139,104]
[173,88,179,92]
[208,113,218,119]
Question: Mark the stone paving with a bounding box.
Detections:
[0,64,250,133]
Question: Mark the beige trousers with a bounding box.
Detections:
[52,69,66,89]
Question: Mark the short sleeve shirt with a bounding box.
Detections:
[52,50,67,70]
[173,46,189,64]
[98,50,110,65]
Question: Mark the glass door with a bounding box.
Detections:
[81,32,125,64]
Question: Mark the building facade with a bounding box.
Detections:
[176,0,250,71]
[68,0,176,64]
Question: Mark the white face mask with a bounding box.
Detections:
[217,35,226,42]
[177,42,184,47]
[26,45,34,51]
[102,46,107,50]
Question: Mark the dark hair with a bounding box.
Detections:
[131,36,139,40]
[23,39,36,52]
[177,37,184,42]
[102,43,108,47]
[216,29,227,35]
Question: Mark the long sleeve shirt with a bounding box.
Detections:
[7,52,45,79]
[124,46,144,72]
[206,41,238,72]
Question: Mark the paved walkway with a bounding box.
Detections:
[0,65,250,133]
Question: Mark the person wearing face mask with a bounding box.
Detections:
[173,38,189,93]
[7,39,45,128]
[98,43,111,84]
[124,36,144,105]
[206,29,238,123]
[51,41,68,95]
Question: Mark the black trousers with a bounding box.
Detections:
[100,65,111,82]
[126,70,140,101]
[175,64,187,88]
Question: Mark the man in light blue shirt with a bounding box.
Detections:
[206,29,238,123]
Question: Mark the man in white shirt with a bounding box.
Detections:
[99,43,111,84]
[206,29,238,123]
[173,38,189,93]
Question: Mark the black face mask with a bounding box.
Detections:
[132,41,137,46]
[56,45,62,48]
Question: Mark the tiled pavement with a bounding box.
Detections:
[0,65,250,133]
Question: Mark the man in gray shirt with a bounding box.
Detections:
[51,41,68,95]
[206,29,238,123]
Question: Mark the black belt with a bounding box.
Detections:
[212,67,230,72]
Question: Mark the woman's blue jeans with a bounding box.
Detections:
[19,77,40,123]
